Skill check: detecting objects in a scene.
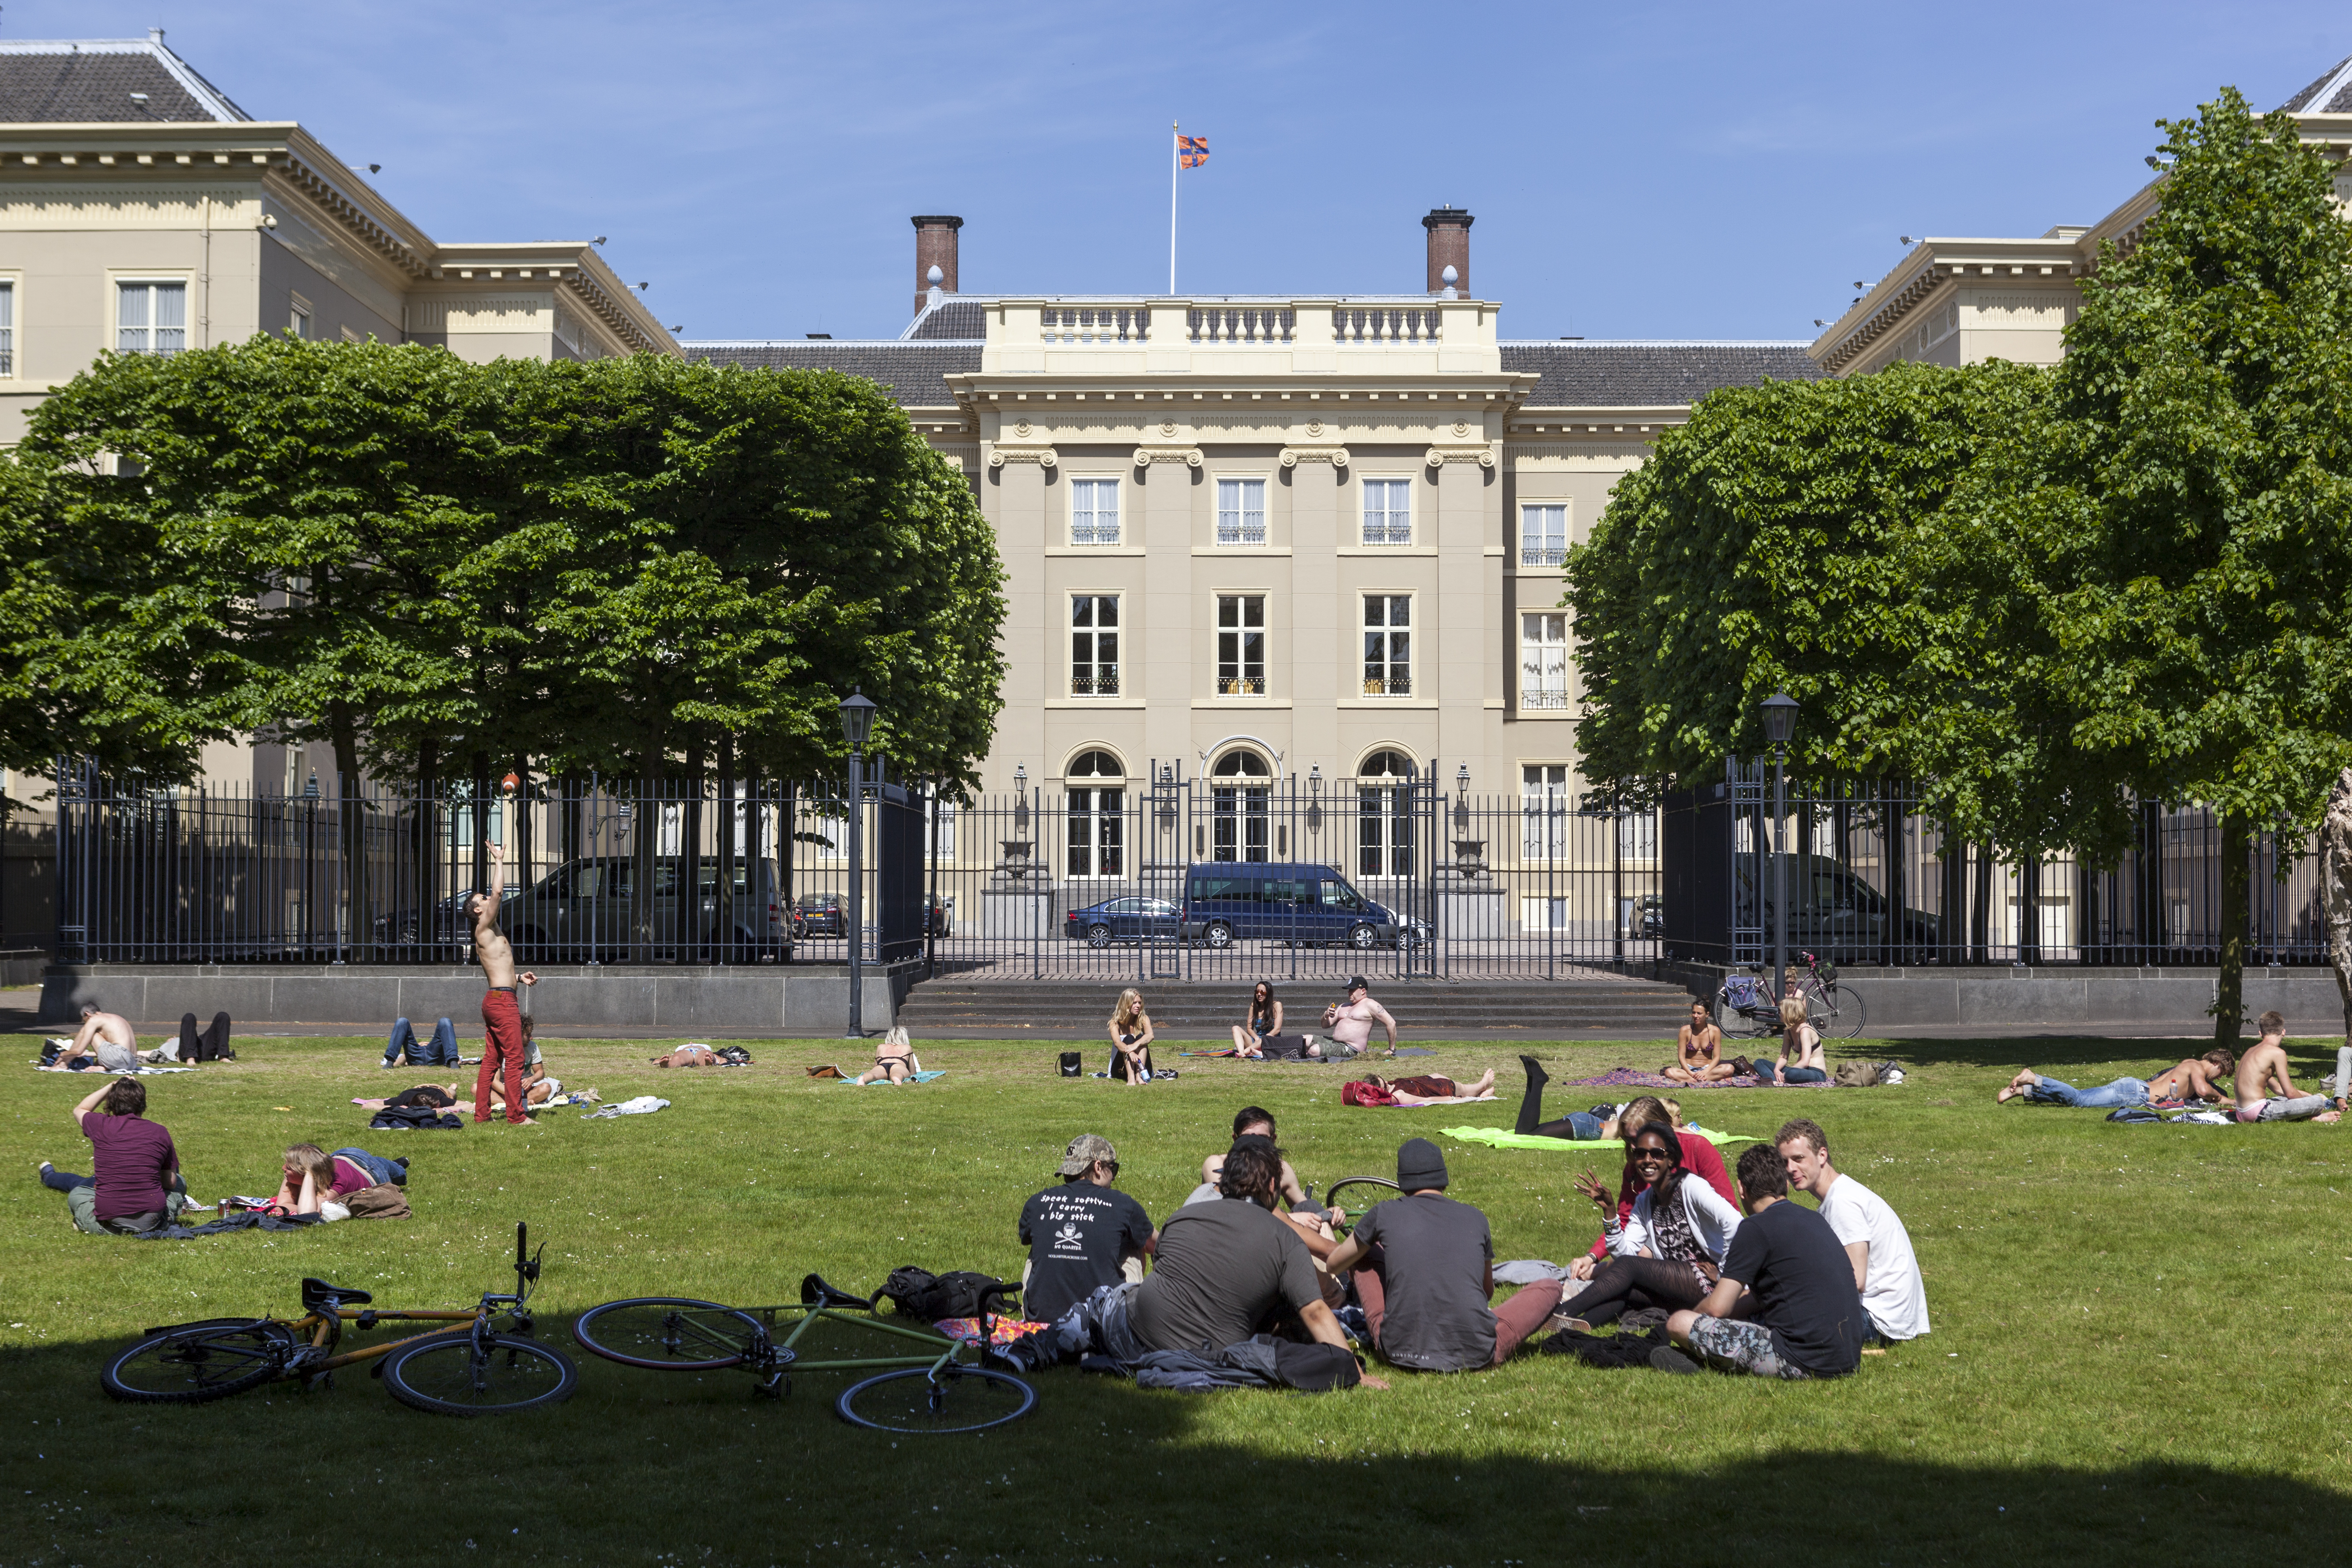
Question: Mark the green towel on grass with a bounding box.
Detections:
[1439,1123,1757,1152]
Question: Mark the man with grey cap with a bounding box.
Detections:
[1324,1138,1564,1371]
[1017,1133,1157,1327]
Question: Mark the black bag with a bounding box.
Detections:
[1058,1052,1083,1077]
[878,1267,1010,1322]
[1269,1338,1362,1391]
[717,1045,754,1066]
[370,1105,462,1131]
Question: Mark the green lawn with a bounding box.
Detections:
[3,1030,2349,1567]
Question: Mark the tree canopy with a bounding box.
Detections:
[0,339,1006,794]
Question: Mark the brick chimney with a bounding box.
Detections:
[912,215,962,318]
[1422,206,1472,296]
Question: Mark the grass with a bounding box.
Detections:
[2,1028,2349,1568]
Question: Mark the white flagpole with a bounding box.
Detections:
[1169,120,1179,295]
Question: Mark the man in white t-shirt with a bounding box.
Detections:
[1775,1117,1929,1343]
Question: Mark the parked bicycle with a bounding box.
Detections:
[1717,954,1865,1041]
[102,1222,576,1416]
[572,1273,1035,1434]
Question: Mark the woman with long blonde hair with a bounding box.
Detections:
[264,1143,371,1219]
[1107,988,1157,1084]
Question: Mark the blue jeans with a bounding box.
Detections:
[332,1147,405,1186]
[1780,1067,1829,1085]
[1562,1110,1605,1140]
[2026,1075,2147,1108]
[385,1017,459,1067]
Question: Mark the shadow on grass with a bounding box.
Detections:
[6,1330,2346,1567]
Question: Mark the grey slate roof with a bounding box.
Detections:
[680,340,979,406]
[0,39,250,123]
[1501,341,1823,406]
[904,297,989,340]
[2280,54,2352,114]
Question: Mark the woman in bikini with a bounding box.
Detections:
[1107,988,1157,1084]
[857,1026,917,1084]
[1232,981,1282,1057]
[1774,997,1828,1084]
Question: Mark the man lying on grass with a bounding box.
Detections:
[1667,1142,1867,1380]
[1995,1049,2234,1110]
[1322,1138,1562,1372]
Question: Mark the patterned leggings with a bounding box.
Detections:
[1685,1316,1814,1379]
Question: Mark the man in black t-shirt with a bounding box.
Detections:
[1667,1142,1867,1379]
[1323,1138,1563,1372]
[1018,1134,1156,1326]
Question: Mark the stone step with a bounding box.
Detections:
[896,976,1699,1036]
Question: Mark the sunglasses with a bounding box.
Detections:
[1629,1146,1676,1163]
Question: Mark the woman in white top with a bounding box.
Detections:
[1562,1124,1743,1329]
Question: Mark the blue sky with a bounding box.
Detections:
[17,1,2350,341]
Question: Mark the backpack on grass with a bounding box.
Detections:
[879,1267,1010,1322]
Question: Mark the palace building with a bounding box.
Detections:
[685,215,1816,815]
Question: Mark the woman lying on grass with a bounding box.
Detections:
[1343,1070,1497,1105]
[1559,1123,1743,1329]
[857,1026,918,1084]
[264,1144,373,1220]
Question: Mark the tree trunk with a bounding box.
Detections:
[2322,769,2352,1048]
[414,735,439,957]
[2214,808,2252,1048]
[715,732,737,963]
[1970,845,1992,963]
[329,702,364,961]
[681,738,706,959]
[634,737,663,962]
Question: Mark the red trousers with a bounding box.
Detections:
[1354,1247,1564,1367]
[473,989,528,1124]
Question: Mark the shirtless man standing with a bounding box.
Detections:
[2232,1013,2342,1123]
[1664,1001,1736,1084]
[57,1005,146,1073]
[467,841,538,1127]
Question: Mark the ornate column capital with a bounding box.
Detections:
[1130,445,1205,467]
[1278,446,1351,468]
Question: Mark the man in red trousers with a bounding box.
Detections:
[469,840,538,1126]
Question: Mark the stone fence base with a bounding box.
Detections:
[1657,959,2349,1031]
[38,961,921,1036]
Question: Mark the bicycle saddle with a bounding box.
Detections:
[300,1277,372,1310]
[798,1273,874,1311]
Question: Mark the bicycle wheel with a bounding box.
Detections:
[382,1331,577,1416]
[836,1365,1036,1435]
[1819,984,1865,1039]
[572,1297,764,1371]
[103,1319,295,1404]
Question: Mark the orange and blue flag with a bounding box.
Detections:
[1178,134,1209,169]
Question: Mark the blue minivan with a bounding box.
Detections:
[1180,862,1406,950]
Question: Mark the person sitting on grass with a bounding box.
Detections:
[1663,1001,1737,1084]
[1108,989,1159,1083]
[1995,1048,2235,1110]
[857,1026,918,1084]
[1001,1141,1379,1387]
[1323,1138,1562,1371]
[2232,1012,2343,1123]
[1557,1122,1743,1331]
[263,1144,375,1219]
[1666,1143,1868,1380]
[383,1015,464,1070]
[1564,1095,1739,1282]
[1321,976,1397,1059]
[1777,1117,1929,1344]
[1232,981,1283,1057]
[38,1078,189,1234]
[55,1005,147,1073]
[1018,1133,1158,1326]
[1193,1107,1320,1211]
[1774,998,1828,1085]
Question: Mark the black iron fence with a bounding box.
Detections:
[54,760,1665,979]
[1662,758,2326,968]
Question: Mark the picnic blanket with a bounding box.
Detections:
[1558,1067,1826,1090]
[33,1061,196,1075]
[838,1070,945,1086]
[1440,1122,1759,1153]
[582,1095,670,1119]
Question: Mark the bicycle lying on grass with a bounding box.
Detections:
[102,1222,577,1416]
[573,1273,1036,1434]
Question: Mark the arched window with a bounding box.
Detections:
[1209,750,1270,861]
[1066,750,1125,877]
[1357,750,1419,879]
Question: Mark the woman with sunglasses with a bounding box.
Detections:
[1559,1123,1743,1329]
[1231,981,1283,1057]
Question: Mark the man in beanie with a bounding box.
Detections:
[1325,1137,1563,1371]
[1017,1134,1157,1327]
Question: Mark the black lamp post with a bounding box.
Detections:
[1760,691,1800,1004]
[839,687,877,1038]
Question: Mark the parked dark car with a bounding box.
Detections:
[1736,855,1938,958]
[794,892,848,937]
[373,855,790,962]
[1179,862,1407,950]
[1064,896,1181,947]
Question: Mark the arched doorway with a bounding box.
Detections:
[1355,749,1419,880]
[1064,749,1125,878]
[1209,748,1271,863]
